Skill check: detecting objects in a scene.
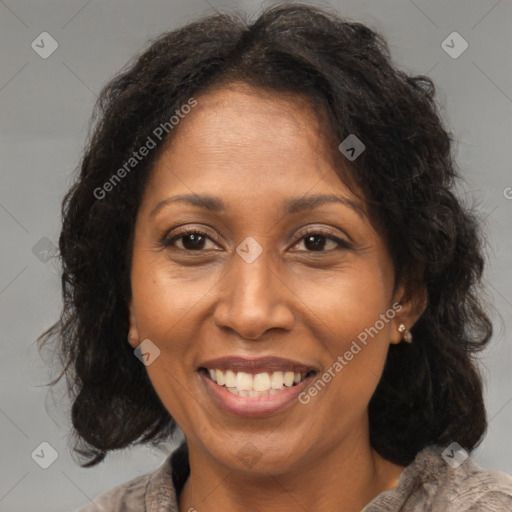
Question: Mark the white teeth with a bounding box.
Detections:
[270,371,284,389]
[235,371,253,391]
[225,386,285,397]
[206,368,310,394]
[253,372,271,391]
[283,371,294,387]
[224,370,236,388]
[216,369,225,386]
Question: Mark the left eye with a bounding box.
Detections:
[292,233,349,252]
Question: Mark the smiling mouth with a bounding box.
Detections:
[198,367,317,397]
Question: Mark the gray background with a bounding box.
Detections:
[1,0,511,510]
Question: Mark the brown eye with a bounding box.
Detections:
[293,232,351,252]
[163,230,218,251]
[302,234,332,251]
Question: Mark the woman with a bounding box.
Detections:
[39,4,512,511]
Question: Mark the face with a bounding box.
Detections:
[128,83,416,475]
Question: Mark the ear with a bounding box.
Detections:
[127,299,140,349]
[388,278,428,345]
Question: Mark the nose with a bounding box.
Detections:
[212,247,295,341]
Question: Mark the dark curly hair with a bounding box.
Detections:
[38,4,493,468]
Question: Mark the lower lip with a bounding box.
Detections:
[199,371,315,417]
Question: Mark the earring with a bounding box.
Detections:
[398,323,413,343]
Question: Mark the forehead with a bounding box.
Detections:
[142,83,361,213]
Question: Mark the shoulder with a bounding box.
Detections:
[417,445,512,511]
[74,472,151,512]
[74,452,178,512]
[365,445,512,512]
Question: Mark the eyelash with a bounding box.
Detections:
[162,228,351,252]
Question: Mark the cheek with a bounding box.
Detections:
[129,262,209,425]
[129,256,226,422]
[130,255,218,348]
[293,261,393,341]
[295,266,393,395]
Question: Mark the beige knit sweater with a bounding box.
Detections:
[76,443,512,511]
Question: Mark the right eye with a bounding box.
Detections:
[163,229,221,251]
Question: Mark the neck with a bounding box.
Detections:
[178,425,404,512]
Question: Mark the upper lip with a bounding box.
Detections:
[198,356,317,374]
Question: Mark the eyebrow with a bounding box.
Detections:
[150,193,365,219]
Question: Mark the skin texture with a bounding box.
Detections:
[128,83,426,512]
